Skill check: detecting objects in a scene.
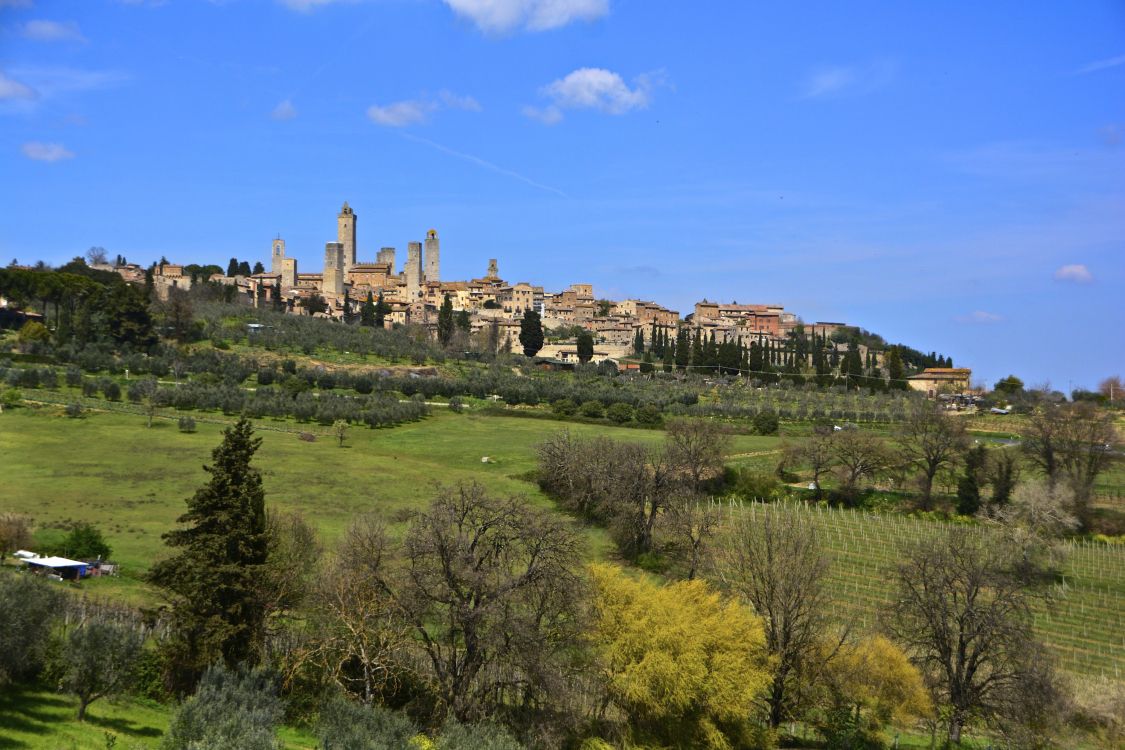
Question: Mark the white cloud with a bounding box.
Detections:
[365,91,480,127]
[1054,264,1093,283]
[8,66,128,97]
[367,99,435,127]
[522,104,562,125]
[955,310,1004,324]
[21,141,74,162]
[0,71,37,100]
[526,67,654,123]
[438,89,481,111]
[800,61,894,99]
[22,20,86,42]
[271,98,297,120]
[443,0,608,33]
[1074,54,1125,75]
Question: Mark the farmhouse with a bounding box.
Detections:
[907,368,972,397]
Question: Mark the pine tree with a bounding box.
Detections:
[226,258,239,277]
[518,309,544,357]
[238,261,252,277]
[252,261,264,275]
[437,294,455,346]
[148,419,269,692]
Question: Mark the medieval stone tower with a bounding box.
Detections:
[377,247,396,274]
[323,242,345,298]
[405,241,423,300]
[487,259,499,280]
[424,229,440,282]
[337,202,356,274]
[271,238,286,275]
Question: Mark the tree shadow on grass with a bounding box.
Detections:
[0,686,70,748]
[86,712,163,738]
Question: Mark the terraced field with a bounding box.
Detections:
[725,501,1125,679]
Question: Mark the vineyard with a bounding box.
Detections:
[725,501,1125,679]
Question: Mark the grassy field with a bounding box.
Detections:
[725,501,1125,679]
[0,404,778,603]
[0,684,317,750]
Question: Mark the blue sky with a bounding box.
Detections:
[1,0,1122,390]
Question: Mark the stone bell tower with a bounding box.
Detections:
[338,201,357,274]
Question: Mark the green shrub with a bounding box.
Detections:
[752,410,779,435]
[58,522,112,560]
[606,402,634,423]
[551,398,577,417]
[162,665,282,750]
[178,416,197,433]
[65,402,83,418]
[434,720,524,750]
[634,404,663,425]
[579,400,604,419]
[316,696,418,750]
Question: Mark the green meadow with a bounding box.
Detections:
[0,404,778,603]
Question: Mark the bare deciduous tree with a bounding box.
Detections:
[887,528,1042,746]
[360,484,587,725]
[660,493,718,580]
[787,432,836,494]
[1023,402,1117,529]
[711,508,835,729]
[897,402,969,510]
[831,429,889,500]
[663,418,730,491]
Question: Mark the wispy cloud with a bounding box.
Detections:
[21,141,75,162]
[0,71,37,101]
[8,66,128,97]
[365,90,480,127]
[367,99,436,127]
[438,89,481,112]
[444,0,608,33]
[271,98,297,120]
[799,61,894,99]
[1054,264,1093,283]
[1073,54,1125,76]
[955,310,1004,324]
[398,131,567,197]
[21,20,86,42]
[525,67,658,124]
[276,0,353,11]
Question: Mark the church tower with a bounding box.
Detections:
[270,237,286,276]
[337,202,357,274]
[424,229,440,282]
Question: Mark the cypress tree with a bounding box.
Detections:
[374,292,387,329]
[663,337,675,372]
[633,327,645,356]
[748,341,763,374]
[886,347,907,390]
[674,327,690,370]
[360,292,375,327]
[226,258,239,277]
[238,261,252,277]
[957,445,988,516]
[456,309,471,333]
[518,309,544,357]
[576,329,595,363]
[148,419,269,693]
[437,294,455,346]
[691,328,704,373]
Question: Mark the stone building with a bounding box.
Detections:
[424,229,440,283]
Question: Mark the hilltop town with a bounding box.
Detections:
[116,201,961,389]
